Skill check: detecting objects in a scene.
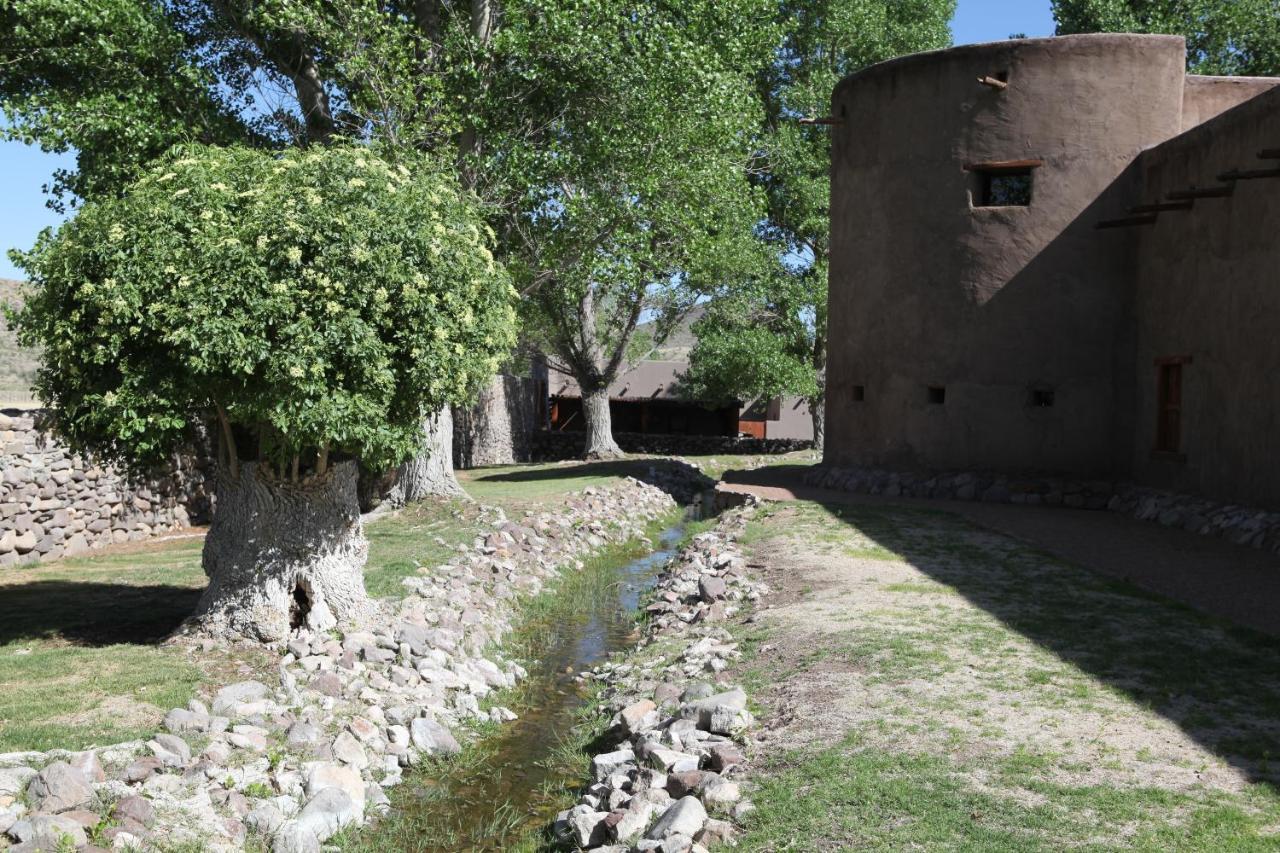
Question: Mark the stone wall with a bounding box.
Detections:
[0,410,212,567]
[805,465,1280,556]
[532,430,811,461]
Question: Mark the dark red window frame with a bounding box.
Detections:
[1154,355,1191,455]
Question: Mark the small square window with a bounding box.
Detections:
[978,169,1033,207]
[927,386,946,405]
[1030,389,1055,408]
[852,385,865,402]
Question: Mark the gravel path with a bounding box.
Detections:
[720,465,1280,637]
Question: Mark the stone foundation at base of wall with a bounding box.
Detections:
[532,430,812,461]
[0,410,212,568]
[805,466,1280,556]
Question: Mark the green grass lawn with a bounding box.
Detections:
[734,500,1280,850]
[0,499,490,752]
[0,457,707,753]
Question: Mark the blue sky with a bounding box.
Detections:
[0,0,1056,280]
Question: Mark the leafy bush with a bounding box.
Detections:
[8,144,516,472]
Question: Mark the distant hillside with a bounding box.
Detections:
[634,304,704,362]
[0,279,39,407]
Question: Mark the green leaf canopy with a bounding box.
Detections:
[1053,0,1280,76]
[10,145,516,471]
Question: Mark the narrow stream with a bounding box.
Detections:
[372,521,689,850]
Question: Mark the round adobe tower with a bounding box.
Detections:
[825,34,1188,476]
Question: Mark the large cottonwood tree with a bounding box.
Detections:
[1,0,504,496]
[10,146,514,641]
[1053,0,1280,75]
[1,0,784,466]
[482,0,776,458]
[684,0,955,450]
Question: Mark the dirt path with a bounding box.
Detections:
[721,466,1280,637]
[731,499,1280,850]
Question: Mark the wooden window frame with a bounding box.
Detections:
[1153,355,1191,459]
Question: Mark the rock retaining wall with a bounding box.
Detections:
[533,430,811,461]
[806,466,1280,555]
[559,500,766,851]
[0,410,212,568]
[0,476,686,853]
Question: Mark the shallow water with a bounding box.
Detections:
[379,522,687,850]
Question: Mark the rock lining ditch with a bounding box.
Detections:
[557,500,766,852]
[1,467,724,852]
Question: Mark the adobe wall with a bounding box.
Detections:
[825,34,1187,476]
[1123,86,1280,507]
[1181,75,1280,130]
[0,409,212,566]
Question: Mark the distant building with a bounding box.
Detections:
[547,360,814,441]
[825,34,1280,508]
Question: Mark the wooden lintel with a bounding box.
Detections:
[1218,167,1280,181]
[977,75,1009,90]
[1095,214,1158,230]
[1129,200,1193,214]
[1258,148,1280,160]
[962,158,1044,172]
[1166,185,1234,200]
[798,117,843,126]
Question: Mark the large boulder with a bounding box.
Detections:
[305,764,366,811]
[26,762,92,813]
[0,767,35,798]
[212,681,270,716]
[7,814,88,849]
[645,796,707,841]
[294,787,362,842]
[409,717,460,757]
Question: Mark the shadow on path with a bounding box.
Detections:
[727,465,1280,789]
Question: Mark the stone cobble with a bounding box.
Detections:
[560,500,766,852]
[0,410,211,568]
[0,475,702,853]
[806,465,1280,555]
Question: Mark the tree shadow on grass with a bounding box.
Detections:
[469,459,715,501]
[0,580,203,646]
[806,497,1280,790]
[468,459,666,484]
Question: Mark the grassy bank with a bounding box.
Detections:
[0,498,484,752]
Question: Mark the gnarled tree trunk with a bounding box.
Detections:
[810,395,825,453]
[582,387,623,459]
[191,459,369,644]
[393,406,465,501]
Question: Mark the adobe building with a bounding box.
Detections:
[825,34,1280,509]
[547,361,814,440]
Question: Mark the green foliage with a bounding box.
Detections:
[242,781,274,799]
[0,0,251,207]
[680,269,820,405]
[8,145,515,471]
[484,0,776,393]
[687,1,954,409]
[1053,0,1280,76]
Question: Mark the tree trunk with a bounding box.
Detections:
[810,396,825,453]
[190,459,369,644]
[582,387,624,459]
[454,374,535,468]
[394,406,465,501]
